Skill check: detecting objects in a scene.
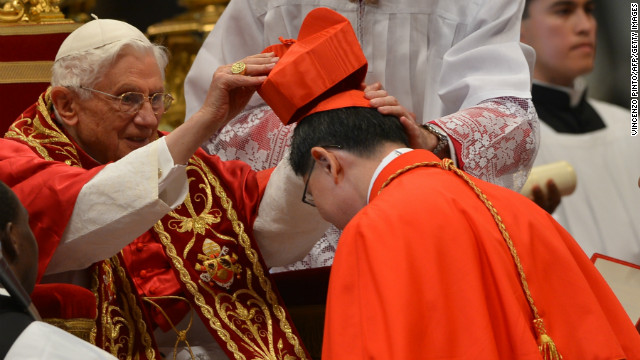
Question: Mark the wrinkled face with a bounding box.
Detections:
[71,48,164,163]
[521,0,596,86]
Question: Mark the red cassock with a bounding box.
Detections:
[323,150,640,359]
[0,89,309,360]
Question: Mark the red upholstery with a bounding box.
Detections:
[31,283,96,320]
[0,23,79,134]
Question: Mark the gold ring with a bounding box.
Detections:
[231,61,247,75]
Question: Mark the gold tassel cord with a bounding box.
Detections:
[143,296,196,360]
[379,158,562,360]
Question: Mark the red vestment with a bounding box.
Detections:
[1,90,309,360]
[323,149,640,359]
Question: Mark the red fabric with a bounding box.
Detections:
[258,8,368,125]
[0,32,69,62]
[325,150,640,359]
[0,29,73,137]
[256,167,275,196]
[1,94,104,282]
[31,283,97,320]
[0,140,101,283]
[0,83,50,134]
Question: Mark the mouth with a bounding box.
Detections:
[125,136,151,147]
[571,43,594,52]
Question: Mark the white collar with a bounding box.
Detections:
[367,148,413,203]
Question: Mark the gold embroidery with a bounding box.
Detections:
[154,221,243,359]
[166,163,234,258]
[5,87,81,167]
[97,260,132,357]
[192,156,305,359]
[155,155,307,359]
[113,256,157,360]
[92,257,157,360]
[44,318,95,343]
[200,273,296,360]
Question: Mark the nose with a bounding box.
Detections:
[574,8,596,35]
[133,100,159,128]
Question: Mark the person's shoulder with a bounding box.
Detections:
[588,98,630,118]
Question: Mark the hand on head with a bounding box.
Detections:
[361,82,445,156]
[362,82,416,123]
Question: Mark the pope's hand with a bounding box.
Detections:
[199,52,278,129]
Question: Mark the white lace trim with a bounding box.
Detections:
[433,97,539,190]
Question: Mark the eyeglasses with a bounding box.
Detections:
[302,160,317,206]
[80,86,174,115]
[302,145,342,207]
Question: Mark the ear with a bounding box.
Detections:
[0,222,18,265]
[50,86,79,126]
[310,147,343,184]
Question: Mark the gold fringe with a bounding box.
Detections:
[534,318,562,360]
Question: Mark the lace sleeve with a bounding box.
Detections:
[202,105,294,171]
[433,97,539,190]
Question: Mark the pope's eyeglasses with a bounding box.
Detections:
[80,86,174,115]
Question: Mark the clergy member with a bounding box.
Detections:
[0,18,329,359]
[520,0,640,266]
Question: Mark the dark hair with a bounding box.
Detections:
[289,106,409,176]
[0,181,19,231]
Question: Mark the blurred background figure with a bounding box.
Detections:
[520,0,640,264]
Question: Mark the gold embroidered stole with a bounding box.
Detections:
[150,145,308,360]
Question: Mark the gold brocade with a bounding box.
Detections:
[154,154,306,360]
[44,317,95,342]
[5,87,81,166]
[91,257,157,360]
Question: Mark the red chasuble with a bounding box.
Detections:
[1,89,309,360]
[323,150,640,359]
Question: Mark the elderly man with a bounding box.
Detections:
[261,8,640,359]
[0,19,330,359]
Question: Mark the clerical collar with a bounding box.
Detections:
[367,148,413,204]
[532,78,587,108]
[531,79,605,134]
